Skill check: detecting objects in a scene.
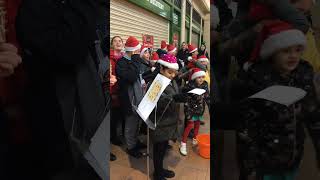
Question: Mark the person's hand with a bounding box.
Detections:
[142,83,147,92]
[110,75,117,86]
[0,43,22,77]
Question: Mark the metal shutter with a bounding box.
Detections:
[192,32,199,47]
[110,0,169,50]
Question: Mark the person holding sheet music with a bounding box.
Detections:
[231,20,320,180]
[179,68,210,156]
[148,54,187,180]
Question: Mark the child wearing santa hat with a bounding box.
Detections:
[116,36,148,158]
[140,45,150,61]
[179,68,210,156]
[178,54,208,84]
[140,52,161,85]
[156,40,168,58]
[187,44,198,62]
[197,55,211,90]
[217,0,315,66]
[150,51,159,68]
[139,45,152,73]
[233,20,320,180]
[167,43,184,70]
[148,54,187,180]
[167,44,177,56]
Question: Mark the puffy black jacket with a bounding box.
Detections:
[182,80,210,119]
[234,60,320,175]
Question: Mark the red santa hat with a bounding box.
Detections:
[151,52,159,63]
[167,44,177,54]
[161,40,167,49]
[250,20,307,61]
[248,0,273,22]
[125,36,141,52]
[140,45,149,58]
[188,44,198,53]
[157,54,179,70]
[191,68,206,80]
[197,55,209,63]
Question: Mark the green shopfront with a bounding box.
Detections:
[110,0,189,49]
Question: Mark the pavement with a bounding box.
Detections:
[110,104,211,180]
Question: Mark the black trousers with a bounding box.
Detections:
[153,141,168,176]
[110,107,125,140]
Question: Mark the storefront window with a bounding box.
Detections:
[173,10,180,26]
[186,1,191,16]
[193,9,201,24]
[174,0,181,9]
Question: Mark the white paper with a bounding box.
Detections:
[249,85,307,106]
[188,88,206,95]
[136,74,171,129]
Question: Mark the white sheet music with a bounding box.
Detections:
[188,88,206,95]
[136,74,171,129]
[249,85,307,106]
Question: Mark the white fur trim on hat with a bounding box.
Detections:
[187,56,193,61]
[260,29,306,59]
[157,59,179,70]
[168,47,177,54]
[189,47,198,53]
[198,57,209,62]
[140,47,148,57]
[125,43,141,52]
[191,70,206,80]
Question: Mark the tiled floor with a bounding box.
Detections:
[110,104,211,180]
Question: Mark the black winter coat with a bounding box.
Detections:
[182,80,210,119]
[149,80,186,143]
[177,48,189,68]
[116,54,145,115]
[234,60,320,175]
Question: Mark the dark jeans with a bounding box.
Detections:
[124,113,141,149]
[153,141,168,176]
[110,106,125,140]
